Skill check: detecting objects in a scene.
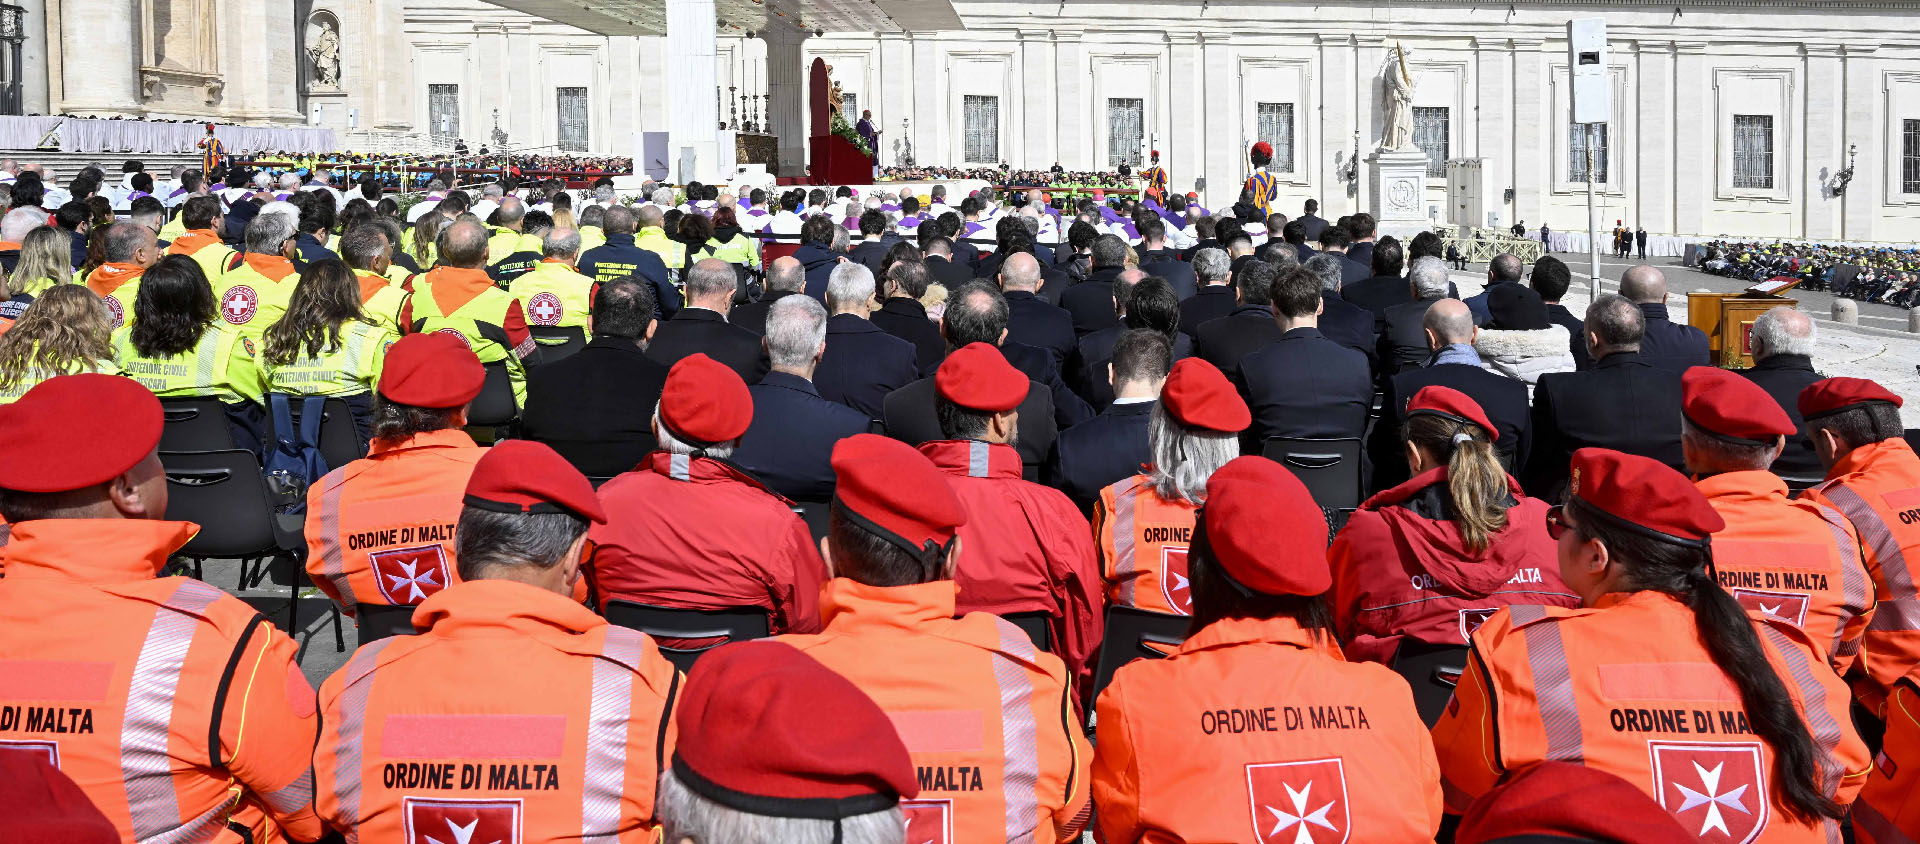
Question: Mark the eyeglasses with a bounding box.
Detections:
[1545,505,1572,540]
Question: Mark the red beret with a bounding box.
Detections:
[831,434,966,556]
[1455,762,1693,844]
[1798,376,1904,422]
[1150,149,1161,158]
[464,440,606,524]
[1202,456,1329,596]
[660,354,752,445]
[1186,192,1199,200]
[673,641,917,815]
[0,374,160,493]
[1568,448,1725,546]
[1092,190,1106,200]
[1407,385,1499,442]
[1682,366,1794,444]
[935,343,1027,413]
[1251,141,1274,158]
[1161,358,1249,433]
[378,333,485,409]
[0,752,120,844]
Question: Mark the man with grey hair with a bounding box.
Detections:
[1378,255,1453,375]
[1740,306,1824,479]
[1523,292,1686,497]
[502,227,596,354]
[1619,263,1710,372]
[1180,246,1237,335]
[591,184,616,207]
[1062,233,1130,336]
[472,181,506,220]
[815,261,918,418]
[732,295,871,500]
[646,257,770,383]
[1303,251,1381,369]
[1369,297,1532,489]
[0,204,44,245]
[273,171,300,199]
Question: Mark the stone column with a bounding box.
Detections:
[1802,44,1845,241]
[910,33,939,165]
[761,25,808,178]
[1510,38,1548,230]
[1054,29,1085,170]
[1319,34,1355,217]
[1841,44,1878,242]
[17,0,48,114]
[1019,29,1054,170]
[667,0,721,182]
[879,33,911,167]
[57,0,137,115]
[1635,41,1674,235]
[1167,32,1202,198]
[609,35,641,158]
[1199,32,1235,210]
[1672,42,1709,236]
[1474,37,1511,225]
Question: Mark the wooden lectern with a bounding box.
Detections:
[1686,277,1800,369]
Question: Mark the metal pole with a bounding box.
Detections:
[1585,122,1601,298]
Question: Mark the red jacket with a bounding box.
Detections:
[590,452,827,634]
[920,440,1104,684]
[1328,468,1577,664]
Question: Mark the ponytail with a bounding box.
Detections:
[1405,414,1510,553]
[1568,500,1843,824]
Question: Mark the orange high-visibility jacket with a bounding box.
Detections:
[85,262,145,330]
[1093,616,1442,844]
[0,519,322,844]
[779,579,1092,844]
[921,440,1104,683]
[1800,438,1920,712]
[1698,470,1875,675]
[304,429,486,618]
[1094,474,1198,616]
[1433,590,1870,842]
[1856,674,1920,843]
[314,580,680,844]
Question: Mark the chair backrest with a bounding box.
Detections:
[279,396,367,468]
[1090,606,1191,705]
[790,500,831,546]
[1906,429,1920,455]
[603,601,771,673]
[528,326,587,366]
[161,449,277,560]
[1388,639,1471,728]
[761,242,801,263]
[467,360,518,426]
[357,603,421,643]
[999,611,1053,653]
[1261,437,1364,511]
[158,397,239,453]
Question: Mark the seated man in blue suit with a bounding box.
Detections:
[731,294,872,501]
[1050,328,1169,511]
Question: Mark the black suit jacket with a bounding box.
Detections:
[1339,257,1372,286]
[1049,400,1155,510]
[815,314,919,419]
[1179,285,1238,337]
[882,377,1057,479]
[1138,259,1199,300]
[1379,299,1439,377]
[1739,353,1825,481]
[1299,214,1329,242]
[924,255,974,290]
[1346,241,1375,271]
[1318,291,1379,373]
[1068,326,1194,410]
[1546,303,1593,371]
[847,237,899,275]
[1005,291,1076,367]
[1637,303,1711,373]
[871,296,946,377]
[1002,341,1095,430]
[1241,326,1373,448]
[1341,274,1411,330]
[1060,266,1125,337]
[1193,305,1283,384]
[1523,351,1686,499]
[521,337,669,478]
[645,307,770,384]
[730,289,801,337]
[732,372,873,500]
[1369,361,1533,491]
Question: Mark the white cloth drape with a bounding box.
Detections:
[0,116,336,155]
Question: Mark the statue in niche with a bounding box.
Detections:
[1379,43,1416,152]
[308,15,341,89]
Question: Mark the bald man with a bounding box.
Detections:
[1368,298,1533,490]
[733,255,807,337]
[1740,306,1826,480]
[999,251,1076,366]
[1618,265,1710,372]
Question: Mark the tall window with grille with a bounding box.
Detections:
[1256,103,1295,173]
[963,95,999,164]
[1732,115,1775,190]
[1568,123,1609,183]
[1904,119,1920,194]
[1413,106,1449,178]
[841,93,859,124]
[556,87,589,152]
[1107,98,1144,168]
[428,84,460,140]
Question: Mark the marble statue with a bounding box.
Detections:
[308,17,341,89]
[1379,43,1416,152]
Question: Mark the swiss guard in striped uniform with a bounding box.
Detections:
[197,124,227,176]
[1243,141,1277,219]
[1140,149,1168,204]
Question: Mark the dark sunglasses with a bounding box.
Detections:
[1545,505,1571,540]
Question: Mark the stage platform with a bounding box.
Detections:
[613,172,991,200]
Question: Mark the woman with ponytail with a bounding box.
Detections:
[1329,386,1575,674]
[1433,447,1868,839]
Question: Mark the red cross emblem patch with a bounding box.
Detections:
[220,285,258,325]
[0,739,60,769]
[103,295,125,329]
[1458,608,1500,642]
[1730,588,1810,628]
[526,292,564,326]
[370,544,452,605]
[1160,545,1192,615]
[1649,740,1768,843]
[900,799,952,844]
[1247,758,1349,844]
[402,797,521,844]
[435,328,473,348]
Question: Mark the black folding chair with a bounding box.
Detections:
[1090,606,1190,706]
[278,396,367,469]
[158,398,239,453]
[1261,437,1365,512]
[467,360,519,428]
[603,601,771,672]
[999,611,1054,653]
[1781,474,1826,498]
[528,326,587,366]
[162,449,277,580]
[356,603,421,643]
[1389,640,1471,728]
[791,500,831,546]
[248,554,347,653]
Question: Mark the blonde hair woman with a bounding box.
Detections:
[11,227,71,298]
[0,285,120,403]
